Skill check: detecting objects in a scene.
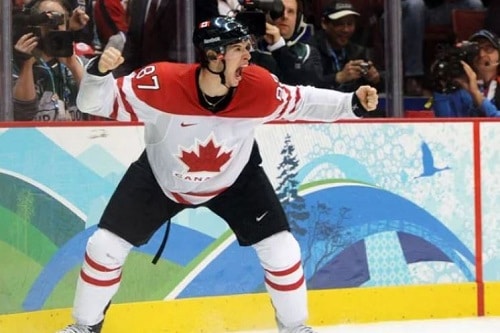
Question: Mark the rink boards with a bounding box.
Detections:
[1,284,498,332]
[1,119,500,332]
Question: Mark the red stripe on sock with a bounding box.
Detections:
[85,253,121,272]
[80,270,122,287]
[265,274,305,292]
[265,261,301,276]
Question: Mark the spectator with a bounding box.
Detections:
[402,0,484,96]
[12,0,90,121]
[93,0,128,47]
[57,15,378,333]
[308,0,382,93]
[251,0,324,86]
[114,0,218,77]
[432,29,500,117]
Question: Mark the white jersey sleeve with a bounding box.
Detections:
[278,84,360,122]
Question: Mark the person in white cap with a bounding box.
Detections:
[308,0,382,99]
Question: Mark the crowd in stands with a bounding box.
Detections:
[9,0,500,120]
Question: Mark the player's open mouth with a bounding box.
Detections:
[235,67,243,79]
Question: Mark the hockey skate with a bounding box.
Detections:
[56,320,103,333]
[57,301,110,333]
[277,318,318,333]
[278,324,318,333]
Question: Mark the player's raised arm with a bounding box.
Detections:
[76,55,120,119]
[76,32,134,120]
[271,81,379,123]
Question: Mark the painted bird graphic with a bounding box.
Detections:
[414,141,450,179]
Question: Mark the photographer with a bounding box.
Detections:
[249,0,325,86]
[308,0,381,93]
[402,0,484,96]
[432,29,500,117]
[12,0,90,121]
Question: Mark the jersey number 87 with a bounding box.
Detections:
[136,65,160,90]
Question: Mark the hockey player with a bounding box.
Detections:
[57,16,378,333]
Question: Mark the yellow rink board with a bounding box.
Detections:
[485,282,500,316]
[0,284,479,333]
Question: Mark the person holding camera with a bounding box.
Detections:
[12,0,90,121]
[307,0,381,93]
[401,0,484,96]
[432,29,500,117]
[56,15,378,333]
[249,0,325,86]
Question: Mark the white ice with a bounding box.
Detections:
[239,316,500,333]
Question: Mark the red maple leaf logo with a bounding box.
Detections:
[179,138,232,172]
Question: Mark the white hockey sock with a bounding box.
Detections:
[253,231,308,328]
[73,228,133,326]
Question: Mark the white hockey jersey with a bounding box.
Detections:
[77,62,359,204]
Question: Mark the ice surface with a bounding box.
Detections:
[237,317,500,333]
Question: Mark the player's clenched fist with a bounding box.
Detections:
[98,47,124,73]
[355,85,379,111]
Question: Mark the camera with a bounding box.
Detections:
[13,10,74,58]
[236,0,285,37]
[359,62,371,76]
[430,41,479,93]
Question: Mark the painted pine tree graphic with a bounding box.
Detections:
[275,134,309,235]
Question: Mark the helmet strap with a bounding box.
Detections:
[207,60,227,86]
